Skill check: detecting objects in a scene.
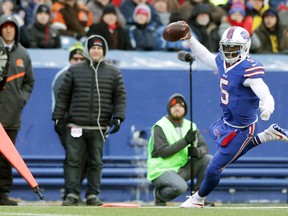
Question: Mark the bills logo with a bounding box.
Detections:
[213,129,220,139]
[241,30,250,42]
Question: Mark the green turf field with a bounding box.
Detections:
[0,203,288,216]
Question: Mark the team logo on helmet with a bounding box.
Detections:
[240,30,250,42]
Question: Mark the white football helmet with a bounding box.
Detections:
[219,26,251,65]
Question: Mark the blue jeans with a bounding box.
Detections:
[64,128,104,198]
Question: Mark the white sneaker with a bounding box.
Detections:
[179,195,204,208]
[265,124,288,141]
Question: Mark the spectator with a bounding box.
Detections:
[152,0,179,26]
[51,0,93,41]
[22,0,52,27]
[86,0,126,25]
[156,11,190,51]
[128,3,158,50]
[147,93,213,206]
[219,2,253,36]
[253,8,288,53]
[87,4,132,50]
[119,0,163,29]
[179,0,227,25]
[187,3,220,52]
[0,0,30,47]
[0,14,34,206]
[248,0,269,31]
[26,4,61,48]
[52,35,126,206]
[51,42,86,201]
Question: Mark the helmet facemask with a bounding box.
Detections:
[219,27,251,65]
[219,42,245,65]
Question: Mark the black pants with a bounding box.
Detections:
[0,129,18,195]
[59,134,88,200]
[57,130,88,184]
[64,128,104,198]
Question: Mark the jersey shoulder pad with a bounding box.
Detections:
[243,58,265,78]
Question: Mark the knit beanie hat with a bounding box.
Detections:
[262,8,278,18]
[170,97,185,108]
[167,93,187,117]
[87,35,107,55]
[169,11,184,23]
[190,3,211,20]
[36,4,50,15]
[102,4,117,16]
[69,42,84,60]
[133,3,151,23]
[229,2,246,17]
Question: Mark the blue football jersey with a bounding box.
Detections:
[215,54,265,127]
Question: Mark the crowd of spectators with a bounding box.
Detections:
[0,0,287,53]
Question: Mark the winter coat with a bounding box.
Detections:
[129,24,158,51]
[253,22,288,54]
[0,15,35,129]
[52,35,126,126]
[26,22,61,48]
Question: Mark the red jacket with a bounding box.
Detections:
[227,15,253,35]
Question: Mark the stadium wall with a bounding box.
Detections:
[16,50,288,158]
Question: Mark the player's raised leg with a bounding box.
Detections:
[252,124,288,145]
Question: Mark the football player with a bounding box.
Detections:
[179,23,288,208]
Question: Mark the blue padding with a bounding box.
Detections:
[12,167,288,178]
[218,178,288,188]
[13,178,288,188]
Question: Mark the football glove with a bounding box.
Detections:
[259,100,274,121]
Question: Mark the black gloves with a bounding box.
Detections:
[184,129,197,144]
[54,119,66,136]
[189,146,200,158]
[0,77,7,90]
[109,118,121,134]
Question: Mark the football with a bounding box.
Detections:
[162,22,189,42]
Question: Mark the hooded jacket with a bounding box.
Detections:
[26,4,61,48]
[0,14,35,129]
[254,9,288,54]
[188,3,220,53]
[52,35,126,127]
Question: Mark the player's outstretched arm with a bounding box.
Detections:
[245,78,275,121]
[179,21,217,70]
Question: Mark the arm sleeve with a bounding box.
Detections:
[244,78,275,109]
[187,37,218,70]
[152,125,188,158]
[21,58,35,106]
[195,133,209,158]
